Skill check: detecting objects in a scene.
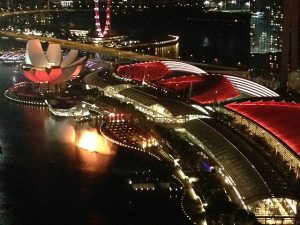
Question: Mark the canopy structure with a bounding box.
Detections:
[117,61,238,103]
[117,61,280,104]
[226,100,300,155]
[184,119,298,205]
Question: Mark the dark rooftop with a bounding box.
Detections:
[119,87,204,117]
[183,119,298,204]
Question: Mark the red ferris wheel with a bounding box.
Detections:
[94,0,111,38]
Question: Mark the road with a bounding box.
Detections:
[0,31,168,62]
[0,9,76,18]
[0,9,169,61]
[0,9,243,71]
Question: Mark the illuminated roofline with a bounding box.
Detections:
[161,61,207,75]
[224,75,279,97]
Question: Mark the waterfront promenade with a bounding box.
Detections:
[100,120,207,225]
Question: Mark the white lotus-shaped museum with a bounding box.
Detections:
[23,39,86,84]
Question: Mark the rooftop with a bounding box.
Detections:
[226,100,300,156]
[119,87,203,117]
[184,119,274,204]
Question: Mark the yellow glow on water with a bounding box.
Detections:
[62,124,76,144]
[78,130,99,151]
[77,129,115,155]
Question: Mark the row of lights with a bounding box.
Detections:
[100,123,162,161]
[75,114,102,123]
[4,90,47,106]
[173,175,201,225]
[101,116,206,223]
[133,187,155,191]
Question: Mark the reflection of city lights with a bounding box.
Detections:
[77,129,115,155]
[62,124,76,143]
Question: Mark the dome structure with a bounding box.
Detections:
[23,39,86,84]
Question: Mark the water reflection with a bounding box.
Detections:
[73,146,115,173]
[154,43,179,59]
[44,117,76,144]
[77,128,115,155]
[0,63,189,225]
[44,117,116,173]
[0,9,249,67]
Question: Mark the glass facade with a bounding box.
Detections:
[203,0,250,11]
[250,0,283,83]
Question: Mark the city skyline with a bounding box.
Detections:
[0,1,300,225]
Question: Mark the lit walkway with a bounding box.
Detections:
[100,120,207,224]
[183,119,273,205]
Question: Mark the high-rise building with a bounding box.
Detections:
[281,0,300,90]
[250,0,300,91]
[250,0,283,87]
[203,0,250,11]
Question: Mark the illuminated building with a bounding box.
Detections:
[45,99,90,117]
[250,0,300,91]
[223,100,300,224]
[116,61,278,104]
[250,0,283,84]
[203,0,250,11]
[104,84,208,123]
[23,39,86,84]
[60,1,74,7]
[281,0,300,91]
[183,100,300,224]
[0,51,24,63]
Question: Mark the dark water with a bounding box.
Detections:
[0,9,250,68]
[0,9,250,223]
[0,63,189,225]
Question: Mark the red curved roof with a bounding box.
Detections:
[158,75,204,90]
[158,75,239,104]
[117,62,171,82]
[117,62,240,104]
[190,76,239,104]
[23,66,84,83]
[226,101,300,155]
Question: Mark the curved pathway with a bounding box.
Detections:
[100,120,207,225]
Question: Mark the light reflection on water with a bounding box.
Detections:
[44,117,76,144]
[0,63,116,224]
[44,117,116,173]
[154,43,179,59]
[76,128,116,155]
[0,55,189,225]
[74,147,115,173]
